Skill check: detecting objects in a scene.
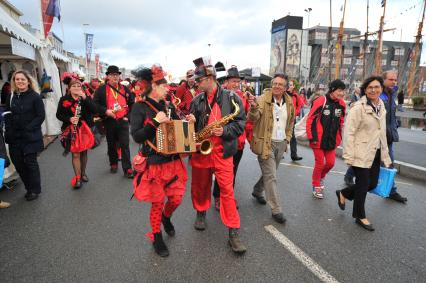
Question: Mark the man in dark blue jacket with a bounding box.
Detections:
[380,71,407,203]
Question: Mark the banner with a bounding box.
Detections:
[95,54,100,78]
[285,29,302,79]
[41,0,60,38]
[85,33,94,67]
[270,29,286,75]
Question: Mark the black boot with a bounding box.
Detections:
[153,232,169,257]
[162,213,175,237]
[228,228,247,254]
[194,211,206,231]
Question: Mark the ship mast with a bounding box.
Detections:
[374,0,387,74]
[334,0,347,79]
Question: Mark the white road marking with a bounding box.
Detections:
[265,225,340,283]
[280,162,413,186]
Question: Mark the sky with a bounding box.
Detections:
[9,0,426,78]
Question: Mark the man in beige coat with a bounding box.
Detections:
[248,74,295,223]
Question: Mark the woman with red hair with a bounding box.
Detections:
[56,75,96,189]
[130,65,192,257]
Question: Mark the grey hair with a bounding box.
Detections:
[382,70,397,79]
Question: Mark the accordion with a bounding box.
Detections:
[156,120,196,154]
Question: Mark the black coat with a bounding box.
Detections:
[130,96,180,164]
[4,89,45,154]
[93,83,134,121]
[190,85,246,159]
[56,95,97,130]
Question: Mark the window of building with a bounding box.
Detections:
[382,59,387,66]
[391,60,398,67]
[344,48,352,55]
[343,58,352,65]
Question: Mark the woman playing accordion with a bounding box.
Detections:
[130,65,194,257]
[56,74,97,189]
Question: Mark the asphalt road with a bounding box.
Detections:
[1,139,425,282]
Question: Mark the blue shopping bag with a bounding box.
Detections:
[370,167,397,198]
[0,158,4,188]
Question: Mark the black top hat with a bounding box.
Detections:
[193,57,216,80]
[226,65,244,79]
[106,65,121,75]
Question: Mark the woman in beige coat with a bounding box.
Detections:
[336,76,392,231]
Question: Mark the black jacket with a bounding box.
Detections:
[4,89,45,154]
[130,97,180,164]
[93,83,134,121]
[56,95,97,130]
[190,85,245,159]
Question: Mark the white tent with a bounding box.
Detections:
[36,46,62,136]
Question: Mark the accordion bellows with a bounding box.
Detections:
[156,120,196,154]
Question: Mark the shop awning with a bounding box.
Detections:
[51,49,70,62]
[0,7,42,48]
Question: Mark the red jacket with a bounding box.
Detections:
[235,90,250,150]
[288,90,303,116]
[175,84,195,115]
[306,95,346,150]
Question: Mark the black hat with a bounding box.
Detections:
[329,79,346,92]
[106,65,121,75]
[226,65,244,79]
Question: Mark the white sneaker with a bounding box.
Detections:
[312,187,324,199]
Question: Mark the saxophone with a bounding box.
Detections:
[195,98,240,155]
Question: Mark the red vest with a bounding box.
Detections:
[106,84,128,119]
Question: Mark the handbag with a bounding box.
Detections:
[294,97,327,141]
[370,167,397,198]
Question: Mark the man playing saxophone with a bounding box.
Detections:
[189,57,247,254]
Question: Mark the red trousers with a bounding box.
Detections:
[312,148,336,187]
[191,164,240,229]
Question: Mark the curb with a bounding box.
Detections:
[297,140,426,183]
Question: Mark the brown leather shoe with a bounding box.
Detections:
[0,201,11,209]
[228,228,247,254]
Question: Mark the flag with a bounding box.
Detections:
[46,0,61,20]
[95,54,100,77]
[41,0,61,38]
[85,33,94,67]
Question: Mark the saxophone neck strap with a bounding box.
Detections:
[142,100,159,152]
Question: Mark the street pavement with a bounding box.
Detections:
[1,139,425,282]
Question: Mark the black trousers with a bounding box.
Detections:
[341,150,381,219]
[104,119,131,172]
[213,149,243,198]
[290,124,298,159]
[9,147,41,194]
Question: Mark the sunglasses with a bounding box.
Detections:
[195,77,208,83]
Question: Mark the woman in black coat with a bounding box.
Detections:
[4,70,45,201]
[56,76,97,189]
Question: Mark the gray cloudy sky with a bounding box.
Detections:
[9,0,424,78]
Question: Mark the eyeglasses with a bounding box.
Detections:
[195,77,208,83]
[366,86,382,91]
[108,74,120,77]
[272,82,285,87]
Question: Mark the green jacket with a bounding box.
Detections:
[248,88,295,160]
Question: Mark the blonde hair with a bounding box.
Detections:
[11,70,40,93]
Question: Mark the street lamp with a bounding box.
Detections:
[303,8,312,87]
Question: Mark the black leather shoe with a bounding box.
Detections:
[194,211,206,231]
[291,156,303,161]
[355,218,375,231]
[73,181,82,189]
[388,192,407,203]
[81,174,89,182]
[162,214,175,237]
[153,232,169,257]
[25,193,39,201]
[344,175,355,187]
[252,192,267,205]
[272,213,286,224]
[335,190,345,210]
[24,192,31,199]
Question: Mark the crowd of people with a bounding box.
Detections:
[0,61,408,257]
